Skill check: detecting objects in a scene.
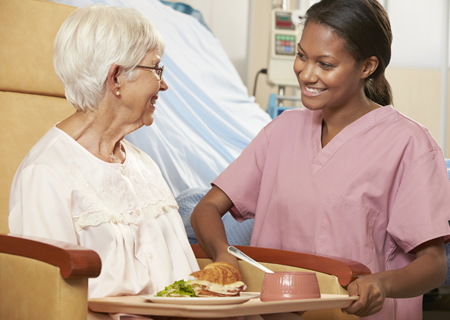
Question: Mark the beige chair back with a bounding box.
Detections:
[0,0,76,234]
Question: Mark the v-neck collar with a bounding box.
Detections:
[310,105,395,175]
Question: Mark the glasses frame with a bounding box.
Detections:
[135,65,164,81]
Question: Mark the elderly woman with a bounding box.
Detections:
[8,4,199,300]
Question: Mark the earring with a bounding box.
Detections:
[116,91,120,96]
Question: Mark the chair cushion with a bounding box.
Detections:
[0,91,74,234]
[0,252,88,320]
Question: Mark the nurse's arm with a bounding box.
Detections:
[190,186,238,268]
[344,237,447,317]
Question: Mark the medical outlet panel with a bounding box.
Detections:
[267,10,304,86]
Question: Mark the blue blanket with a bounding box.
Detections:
[176,188,254,246]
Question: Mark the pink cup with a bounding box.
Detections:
[260,271,320,302]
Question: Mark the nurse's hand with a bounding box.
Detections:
[341,274,386,317]
[342,237,446,317]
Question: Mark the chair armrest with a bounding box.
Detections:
[191,244,370,288]
[0,233,101,279]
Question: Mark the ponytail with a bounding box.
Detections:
[364,72,393,106]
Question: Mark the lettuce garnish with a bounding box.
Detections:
[156,280,197,297]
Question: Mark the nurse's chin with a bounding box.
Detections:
[300,100,326,112]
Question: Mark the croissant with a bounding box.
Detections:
[190,262,242,285]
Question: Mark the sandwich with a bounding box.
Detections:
[189,262,247,297]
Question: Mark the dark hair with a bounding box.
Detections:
[305,0,393,106]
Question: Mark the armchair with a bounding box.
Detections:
[0,232,369,320]
[0,1,99,319]
[0,234,101,320]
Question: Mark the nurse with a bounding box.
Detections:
[190,0,450,319]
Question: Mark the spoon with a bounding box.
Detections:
[227,246,274,273]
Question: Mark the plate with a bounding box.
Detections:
[141,292,260,305]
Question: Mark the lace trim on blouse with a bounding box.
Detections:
[69,160,178,232]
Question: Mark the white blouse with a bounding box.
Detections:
[9,126,199,298]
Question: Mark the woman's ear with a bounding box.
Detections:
[107,64,122,96]
[361,56,379,79]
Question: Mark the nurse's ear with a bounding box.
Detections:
[361,56,379,79]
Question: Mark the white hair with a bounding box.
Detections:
[53,5,164,111]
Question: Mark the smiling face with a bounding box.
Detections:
[294,22,368,114]
[119,49,168,127]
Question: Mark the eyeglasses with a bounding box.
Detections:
[135,65,164,81]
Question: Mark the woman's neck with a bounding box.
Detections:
[57,108,130,164]
[321,98,380,148]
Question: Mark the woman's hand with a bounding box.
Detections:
[343,237,446,317]
[342,274,386,317]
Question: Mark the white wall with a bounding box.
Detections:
[388,0,450,69]
[165,0,251,84]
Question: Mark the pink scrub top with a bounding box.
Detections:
[213,106,450,320]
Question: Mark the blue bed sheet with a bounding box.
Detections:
[176,187,254,246]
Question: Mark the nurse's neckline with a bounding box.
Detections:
[320,104,384,148]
